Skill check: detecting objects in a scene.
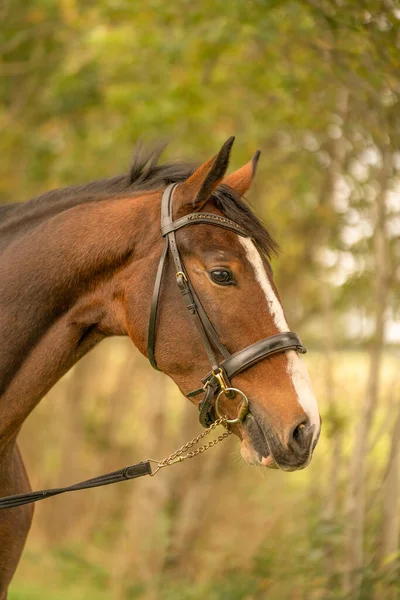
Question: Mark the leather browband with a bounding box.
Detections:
[161,213,249,237]
[148,183,308,428]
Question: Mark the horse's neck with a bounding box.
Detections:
[0,176,130,252]
[0,193,158,446]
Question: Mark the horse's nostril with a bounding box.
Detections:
[292,424,303,442]
[289,417,311,449]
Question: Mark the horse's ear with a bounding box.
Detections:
[174,137,235,212]
[222,150,261,197]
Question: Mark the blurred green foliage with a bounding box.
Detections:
[1,0,399,341]
[2,1,400,598]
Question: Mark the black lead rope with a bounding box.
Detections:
[0,461,152,510]
[0,417,233,510]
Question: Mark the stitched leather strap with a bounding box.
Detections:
[161,213,249,237]
[216,332,306,381]
[188,332,306,398]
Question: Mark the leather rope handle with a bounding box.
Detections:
[0,461,152,510]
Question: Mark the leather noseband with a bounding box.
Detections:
[148,183,306,427]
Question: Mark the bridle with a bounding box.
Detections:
[148,183,307,428]
[0,182,308,510]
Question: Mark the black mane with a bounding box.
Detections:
[1,145,278,257]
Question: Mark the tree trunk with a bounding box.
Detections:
[317,89,348,583]
[374,399,400,599]
[343,150,392,597]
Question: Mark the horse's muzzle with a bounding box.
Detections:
[242,407,318,471]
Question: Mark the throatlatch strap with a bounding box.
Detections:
[0,461,152,510]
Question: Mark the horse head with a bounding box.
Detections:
[125,139,321,471]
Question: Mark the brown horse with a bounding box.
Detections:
[0,139,320,597]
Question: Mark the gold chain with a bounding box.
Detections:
[148,418,231,476]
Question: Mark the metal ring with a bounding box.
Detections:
[215,388,249,425]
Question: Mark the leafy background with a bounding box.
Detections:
[1,1,399,599]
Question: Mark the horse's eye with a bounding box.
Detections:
[209,268,234,286]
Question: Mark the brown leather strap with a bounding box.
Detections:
[188,332,306,398]
[148,237,169,370]
[161,212,249,237]
[148,183,179,370]
[187,282,231,361]
[170,228,221,372]
[217,332,306,381]
[148,184,234,371]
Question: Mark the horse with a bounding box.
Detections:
[0,137,320,597]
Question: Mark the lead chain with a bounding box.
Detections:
[148,417,231,475]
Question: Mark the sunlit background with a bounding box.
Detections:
[1,2,399,599]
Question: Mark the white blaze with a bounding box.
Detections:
[238,237,320,431]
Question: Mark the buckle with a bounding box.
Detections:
[175,271,187,283]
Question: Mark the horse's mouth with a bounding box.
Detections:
[241,412,277,468]
[241,408,315,472]
[260,455,279,468]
